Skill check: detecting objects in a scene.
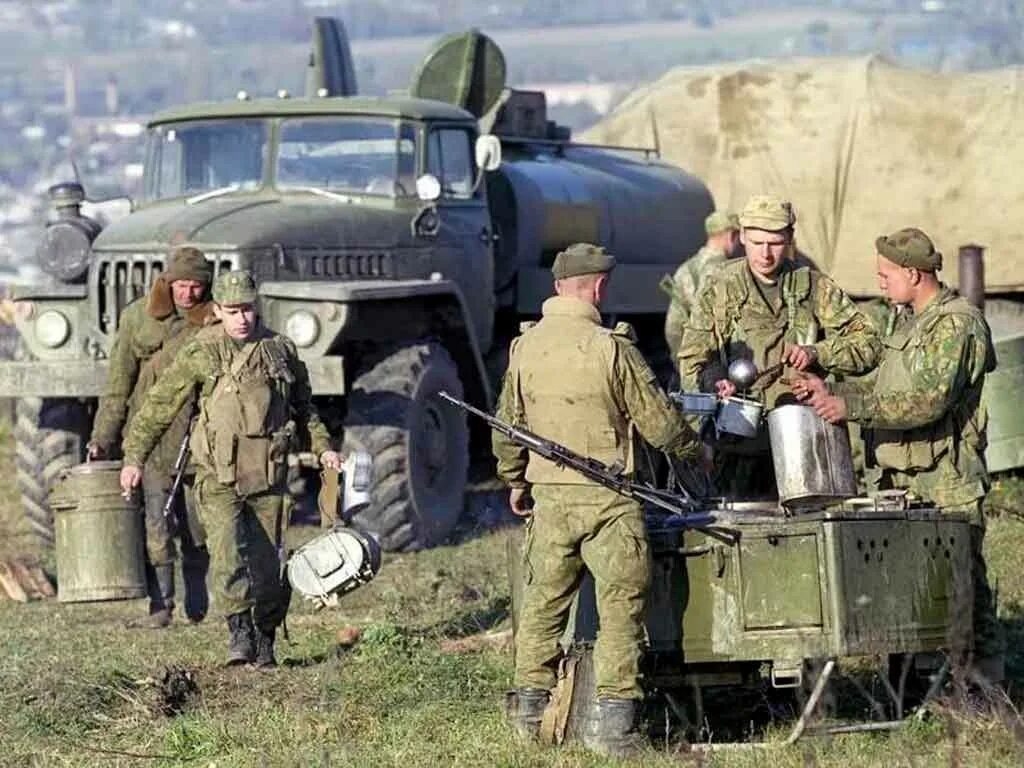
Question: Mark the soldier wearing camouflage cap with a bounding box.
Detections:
[793,227,1005,684]
[677,194,880,496]
[121,269,341,668]
[88,245,216,629]
[660,210,741,355]
[494,243,699,756]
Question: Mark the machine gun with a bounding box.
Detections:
[438,391,715,528]
[162,415,194,520]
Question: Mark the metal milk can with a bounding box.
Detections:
[767,405,857,509]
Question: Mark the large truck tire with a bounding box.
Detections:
[13,397,89,554]
[343,341,469,551]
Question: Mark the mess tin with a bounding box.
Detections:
[716,396,764,438]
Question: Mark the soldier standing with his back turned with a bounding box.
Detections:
[120,270,342,668]
[88,246,215,628]
[494,243,700,757]
[793,228,1006,686]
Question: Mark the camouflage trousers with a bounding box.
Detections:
[194,475,289,629]
[141,472,208,615]
[950,502,1006,663]
[515,484,650,700]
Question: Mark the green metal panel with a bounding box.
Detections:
[740,534,822,629]
[984,332,1024,473]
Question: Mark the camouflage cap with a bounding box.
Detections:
[705,210,739,235]
[551,243,616,280]
[876,227,942,272]
[164,246,213,284]
[212,269,258,305]
[739,194,796,231]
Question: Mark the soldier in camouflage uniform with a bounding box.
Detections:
[661,210,740,356]
[120,270,341,668]
[493,243,699,757]
[88,246,215,628]
[793,228,1006,684]
[677,194,880,496]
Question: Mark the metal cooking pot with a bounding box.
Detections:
[767,405,857,509]
[669,391,718,415]
[716,396,763,438]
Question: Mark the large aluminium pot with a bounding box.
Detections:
[49,460,146,602]
[767,405,857,509]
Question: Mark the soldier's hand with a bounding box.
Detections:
[86,441,106,461]
[714,379,737,399]
[791,372,828,402]
[509,487,534,517]
[783,343,818,371]
[811,393,848,424]
[119,464,143,499]
[319,450,343,471]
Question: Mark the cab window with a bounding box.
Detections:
[426,128,476,199]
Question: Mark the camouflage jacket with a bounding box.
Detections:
[493,296,699,487]
[122,323,331,492]
[677,259,880,407]
[90,284,214,475]
[835,286,995,509]
[661,245,730,356]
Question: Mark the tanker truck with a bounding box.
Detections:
[1,21,713,559]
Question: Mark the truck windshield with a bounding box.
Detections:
[142,119,267,203]
[276,117,417,197]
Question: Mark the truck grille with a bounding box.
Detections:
[289,248,393,280]
[92,252,234,334]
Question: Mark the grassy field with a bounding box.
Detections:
[2,419,1024,766]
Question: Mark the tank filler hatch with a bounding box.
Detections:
[410,29,506,118]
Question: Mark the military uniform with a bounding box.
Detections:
[677,195,880,496]
[832,228,1005,674]
[123,270,331,665]
[494,243,699,754]
[90,247,214,624]
[661,211,739,355]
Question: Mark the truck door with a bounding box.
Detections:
[426,125,495,352]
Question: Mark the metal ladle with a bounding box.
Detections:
[727,358,758,390]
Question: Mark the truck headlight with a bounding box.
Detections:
[285,310,320,348]
[35,310,71,348]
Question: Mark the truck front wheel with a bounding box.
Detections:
[343,341,469,551]
[12,397,89,556]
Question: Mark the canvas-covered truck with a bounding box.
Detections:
[1,21,713,559]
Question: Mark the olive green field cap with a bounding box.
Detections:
[213,269,258,305]
[705,210,739,235]
[551,243,617,280]
[164,246,213,284]
[739,194,796,231]
[875,227,942,272]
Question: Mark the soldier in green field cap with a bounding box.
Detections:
[120,269,342,668]
[792,227,1006,685]
[661,210,740,356]
[677,194,880,496]
[493,242,700,757]
[88,245,215,629]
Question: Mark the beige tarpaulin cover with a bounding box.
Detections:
[585,55,1024,296]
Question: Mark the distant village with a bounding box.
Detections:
[1,0,1020,284]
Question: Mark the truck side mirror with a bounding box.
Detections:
[415,174,442,202]
[475,135,502,172]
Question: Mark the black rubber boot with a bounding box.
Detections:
[181,543,210,624]
[254,625,277,670]
[582,698,644,758]
[127,564,174,629]
[504,688,549,742]
[225,611,255,666]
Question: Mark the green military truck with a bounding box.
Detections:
[2,22,713,556]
